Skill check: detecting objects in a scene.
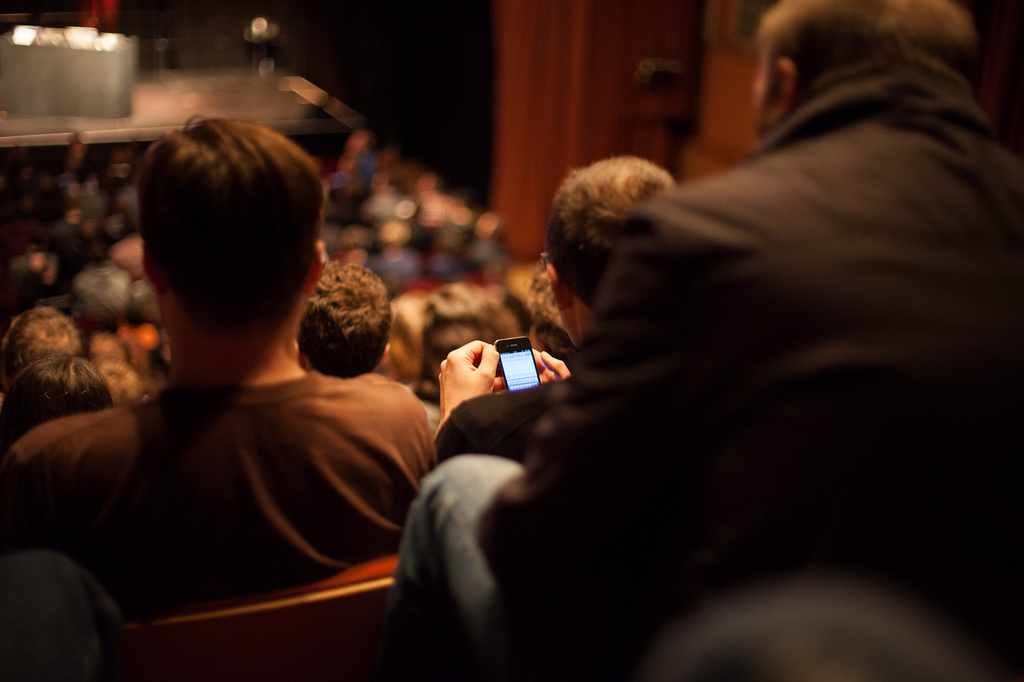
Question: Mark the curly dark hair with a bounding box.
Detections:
[298,262,393,378]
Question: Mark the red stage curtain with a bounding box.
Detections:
[490,0,593,260]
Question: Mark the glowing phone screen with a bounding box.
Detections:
[500,348,540,392]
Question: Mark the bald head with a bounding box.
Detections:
[757,0,978,95]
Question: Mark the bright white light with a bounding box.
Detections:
[65,26,98,49]
[12,26,38,46]
[395,200,417,221]
[251,17,269,38]
[97,33,121,51]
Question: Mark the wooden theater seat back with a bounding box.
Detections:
[121,554,398,682]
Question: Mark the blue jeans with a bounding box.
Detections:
[0,549,121,682]
[374,455,522,682]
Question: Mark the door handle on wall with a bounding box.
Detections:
[634,58,685,85]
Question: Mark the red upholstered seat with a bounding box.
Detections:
[121,555,398,682]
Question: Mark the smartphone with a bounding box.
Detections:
[495,336,541,392]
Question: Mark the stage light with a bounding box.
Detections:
[65,26,98,50]
[11,26,38,46]
[37,28,66,47]
[97,33,122,51]
[251,17,269,40]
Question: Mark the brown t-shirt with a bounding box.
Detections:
[0,371,435,611]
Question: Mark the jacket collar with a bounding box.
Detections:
[753,66,992,158]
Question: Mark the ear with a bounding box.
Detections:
[753,55,800,136]
[302,240,326,296]
[142,245,168,295]
[773,56,799,114]
[546,262,575,313]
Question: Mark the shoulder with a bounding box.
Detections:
[311,371,426,414]
[0,404,146,542]
[302,371,434,450]
[5,404,143,466]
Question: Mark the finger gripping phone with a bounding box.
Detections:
[495,336,541,392]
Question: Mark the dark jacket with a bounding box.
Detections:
[436,380,559,464]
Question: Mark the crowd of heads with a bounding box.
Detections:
[0,307,128,456]
[0,119,571,458]
[0,1,1019,677]
[0,124,677,459]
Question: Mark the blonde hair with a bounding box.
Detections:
[387,290,430,383]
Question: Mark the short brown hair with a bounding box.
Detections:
[757,0,978,93]
[545,156,674,306]
[137,119,324,330]
[298,262,392,378]
[1,306,84,390]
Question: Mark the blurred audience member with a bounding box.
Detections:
[0,548,121,682]
[87,331,150,405]
[88,332,129,365]
[1,307,84,392]
[416,282,520,432]
[107,226,144,282]
[9,225,60,312]
[381,289,430,385]
[0,355,112,456]
[72,238,132,330]
[367,220,421,296]
[91,357,148,407]
[633,576,1008,682]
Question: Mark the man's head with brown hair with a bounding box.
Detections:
[1,307,84,391]
[137,118,324,331]
[543,156,674,348]
[298,262,393,378]
[754,0,978,135]
[545,156,675,307]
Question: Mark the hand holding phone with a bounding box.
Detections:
[495,337,542,392]
[438,340,501,429]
